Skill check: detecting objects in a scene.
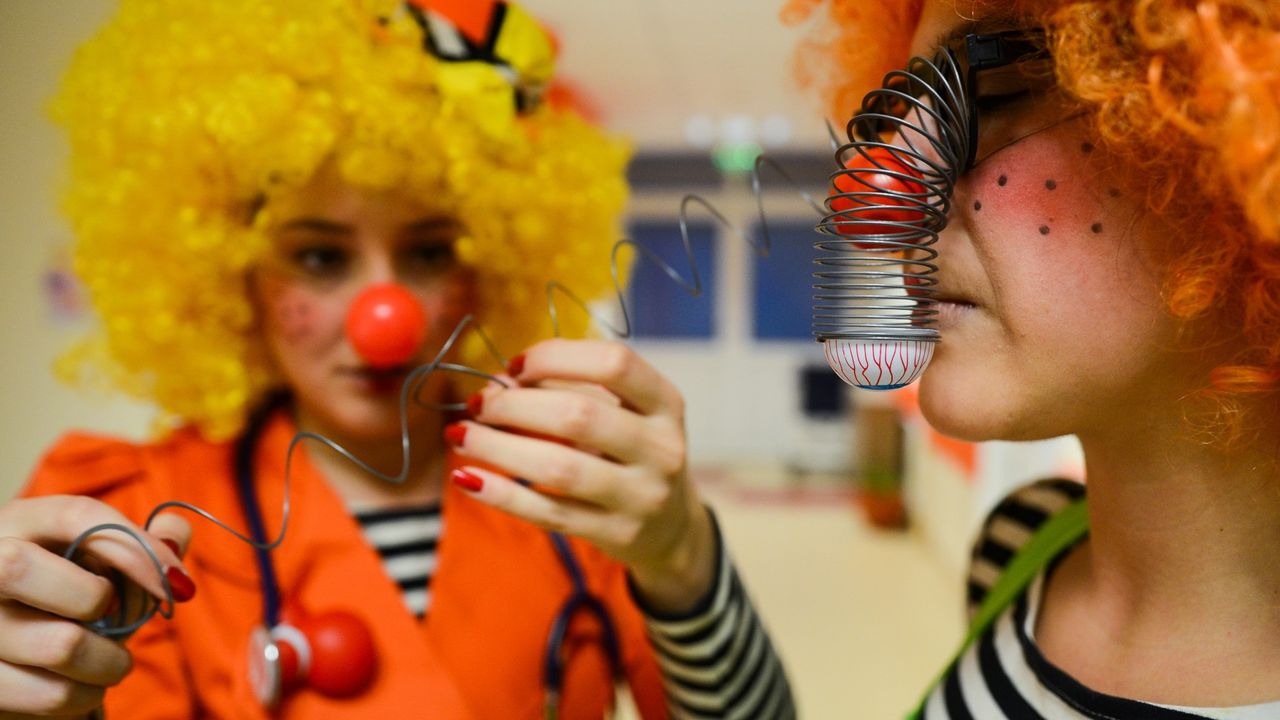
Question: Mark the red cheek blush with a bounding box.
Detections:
[268,291,320,345]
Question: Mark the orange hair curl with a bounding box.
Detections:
[784,0,1280,435]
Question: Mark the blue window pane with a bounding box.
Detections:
[752,220,816,340]
[625,221,716,339]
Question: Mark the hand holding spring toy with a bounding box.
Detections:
[444,339,718,612]
[0,498,192,717]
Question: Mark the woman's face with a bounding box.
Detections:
[252,166,474,439]
[907,1,1203,442]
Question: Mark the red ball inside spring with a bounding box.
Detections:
[828,147,927,242]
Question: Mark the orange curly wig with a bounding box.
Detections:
[785,0,1280,434]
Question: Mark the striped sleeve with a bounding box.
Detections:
[632,512,796,719]
[965,478,1085,618]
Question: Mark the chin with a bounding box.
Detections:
[303,391,426,442]
[916,366,1062,443]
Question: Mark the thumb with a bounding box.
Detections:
[146,512,193,560]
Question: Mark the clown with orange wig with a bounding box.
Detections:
[786,0,1280,716]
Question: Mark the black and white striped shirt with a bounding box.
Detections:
[353,503,442,617]
[925,478,1280,719]
[353,504,796,718]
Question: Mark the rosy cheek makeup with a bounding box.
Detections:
[262,283,335,348]
[966,138,1116,242]
[275,297,316,344]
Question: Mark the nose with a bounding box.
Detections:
[344,283,428,368]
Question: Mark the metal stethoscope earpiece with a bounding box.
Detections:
[815,31,1047,390]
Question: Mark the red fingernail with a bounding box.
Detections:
[160,538,181,557]
[507,354,525,377]
[451,468,484,493]
[166,567,197,603]
[466,392,484,417]
[444,422,467,447]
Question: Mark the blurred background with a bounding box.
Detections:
[0,1,1085,716]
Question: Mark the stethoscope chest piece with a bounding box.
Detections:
[248,625,285,709]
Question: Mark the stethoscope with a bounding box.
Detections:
[232,393,624,717]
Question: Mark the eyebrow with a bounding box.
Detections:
[274,216,460,236]
[402,217,462,236]
[276,218,351,235]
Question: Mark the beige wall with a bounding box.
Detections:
[0,1,153,501]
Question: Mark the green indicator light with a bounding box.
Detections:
[711,142,763,174]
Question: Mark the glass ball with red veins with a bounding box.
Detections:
[824,337,935,390]
[344,283,428,368]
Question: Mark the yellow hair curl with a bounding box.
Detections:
[53,0,630,439]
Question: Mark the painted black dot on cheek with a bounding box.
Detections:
[1081,142,1094,154]
[1108,188,1120,198]
[1039,225,1051,236]
[1091,223,1103,233]
[973,200,982,211]
[997,175,1008,186]
[1045,179,1057,190]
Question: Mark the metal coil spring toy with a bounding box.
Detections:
[816,30,1045,390]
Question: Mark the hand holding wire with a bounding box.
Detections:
[0,497,192,717]
[444,338,717,614]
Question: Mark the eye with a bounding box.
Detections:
[974,93,1030,124]
[403,241,456,271]
[292,245,349,276]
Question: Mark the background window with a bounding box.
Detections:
[625,220,716,339]
[751,220,816,341]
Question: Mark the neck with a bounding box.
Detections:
[1072,399,1280,651]
[292,405,448,510]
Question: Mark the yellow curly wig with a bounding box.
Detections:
[785,0,1280,436]
[53,0,630,439]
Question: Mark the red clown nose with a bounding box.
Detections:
[829,147,927,243]
[344,283,428,368]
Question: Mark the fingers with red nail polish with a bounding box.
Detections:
[0,496,186,715]
[507,354,525,377]
[165,566,197,603]
[444,422,468,447]
[451,468,484,493]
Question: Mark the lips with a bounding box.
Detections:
[343,364,413,378]
[339,364,415,394]
[930,286,977,306]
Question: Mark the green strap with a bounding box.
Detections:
[905,498,1089,720]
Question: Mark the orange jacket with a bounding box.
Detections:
[23,412,670,719]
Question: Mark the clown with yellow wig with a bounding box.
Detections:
[784,0,1280,716]
[0,1,796,717]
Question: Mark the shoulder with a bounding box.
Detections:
[965,477,1086,617]
[23,427,229,511]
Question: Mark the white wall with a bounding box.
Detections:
[0,0,154,502]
